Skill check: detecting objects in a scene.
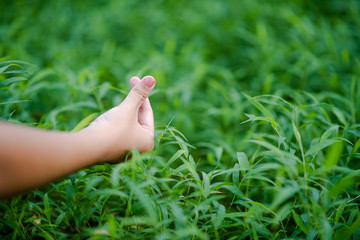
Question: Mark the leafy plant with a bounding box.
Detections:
[0,0,359,239]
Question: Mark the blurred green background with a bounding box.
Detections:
[1,0,360,239]
[1,0,359,138]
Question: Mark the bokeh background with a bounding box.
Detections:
[1,0,358,136]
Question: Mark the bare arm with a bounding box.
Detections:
[0,76,156,198]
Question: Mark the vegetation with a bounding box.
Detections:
[1,0,360,239]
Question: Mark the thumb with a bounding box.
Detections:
[124,76,156,109]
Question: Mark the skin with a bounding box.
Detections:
[0,76,156,199]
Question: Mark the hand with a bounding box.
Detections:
[83,76,156,162]
[0,76,156,197]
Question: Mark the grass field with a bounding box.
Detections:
[1,0,360,239]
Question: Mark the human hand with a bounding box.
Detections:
[82,76,156,162]
[0,76,155,197]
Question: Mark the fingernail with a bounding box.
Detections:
[143,76,155,88]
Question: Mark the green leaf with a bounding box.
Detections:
[232,163,240,187]
[252,224,259,240]
[162,149,186,170]
[320,125,339,141]
[244,114,281,135]
[71,112,98,132]
[202,172,210,199]
[292,210,308,234]
[237,152,250,176]
[292,121,305,161]
[278,136,287,149]
[126,179,157,221]
[54,211,66,226]
[333,107,348,126]
[119,216,156,227]
[329,171,360,199]
[36,232,55,240]
[306,228,318,240]
[0,77,27,88]
[244,93,274,119]
[108,215,118,238]
[214,204,226,228]
[271,186,299,209]
[171,203,187,227]
[0,100,29,106]
[89,189,127,198]
[0,63,23,74]
[305,139,340,157]
[335,201,346,225]
[324,141,343,169]
[43,193,52,223]
[320,219,332,240]
[248,201,281,223]
[0,64,11,74]
[247,175,276,185]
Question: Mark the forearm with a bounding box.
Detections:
[0,76,156,199]
[0,122,104,198]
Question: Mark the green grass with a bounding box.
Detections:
[1,0,360,239]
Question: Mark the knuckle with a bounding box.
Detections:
[143,143,154,152]
[141,137,154,152]
[132,87,147,101]
[147,141,154,151]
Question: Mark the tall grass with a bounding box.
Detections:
[1,0,360,239]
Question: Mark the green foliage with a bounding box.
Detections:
[1,0,360,239]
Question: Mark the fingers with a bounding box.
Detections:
[129,76,154,133]
[130,76,141,88]
[138,97,154,133]
[124,76,156,110]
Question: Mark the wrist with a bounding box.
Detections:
[74,130,107,164]
[77,128,127,164]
